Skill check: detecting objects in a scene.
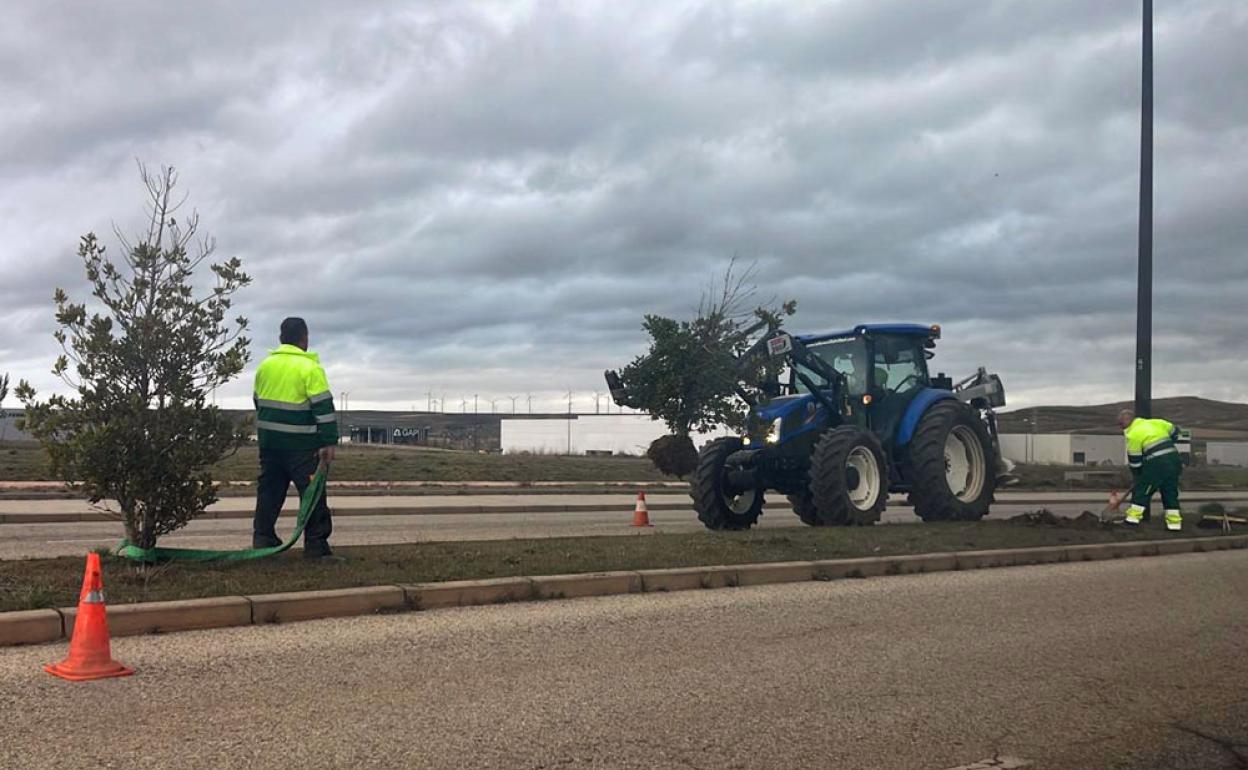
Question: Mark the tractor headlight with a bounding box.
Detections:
[765,417,783,444]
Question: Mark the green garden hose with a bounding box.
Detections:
[115,468,327,563]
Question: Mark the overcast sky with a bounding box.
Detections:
[2,0,1245,414]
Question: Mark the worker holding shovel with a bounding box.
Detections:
[1117,409,1184,531]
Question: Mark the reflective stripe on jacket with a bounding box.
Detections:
[253,344,339,451]
[1124,417,1179,469]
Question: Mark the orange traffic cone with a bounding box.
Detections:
[45,553,134,682]
[632,492,653,527]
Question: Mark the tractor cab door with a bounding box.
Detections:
[865,334,930,448]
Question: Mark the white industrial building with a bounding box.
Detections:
[503,418,1132,464]
[1207,441,1248,467]
[0,410,33,442]
[501,414,732,456]
[997,433,1124,466]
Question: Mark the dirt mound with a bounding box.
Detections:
[1007,509,1107,530]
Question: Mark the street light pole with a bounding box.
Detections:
[1134,0,1154,418]
[566,389,573,455]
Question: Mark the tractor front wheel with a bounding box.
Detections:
[906,401,996,522]
[691,437,765,530]
[809,426,888,526]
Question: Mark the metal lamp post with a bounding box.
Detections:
[1134,0,1153,417]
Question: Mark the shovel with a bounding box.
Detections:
[1100,489,1126,524]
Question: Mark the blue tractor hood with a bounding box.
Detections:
[755,394,816,421]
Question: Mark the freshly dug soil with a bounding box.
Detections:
[1008,509,1110,530]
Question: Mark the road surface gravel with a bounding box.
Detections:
[1,551,1244,769]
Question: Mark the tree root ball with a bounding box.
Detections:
[647,434,698,478]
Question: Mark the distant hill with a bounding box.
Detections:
[997,397,1248,439]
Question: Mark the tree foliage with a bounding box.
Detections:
[612,260,796,438]
[17,165,252,549]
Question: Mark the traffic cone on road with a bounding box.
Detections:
[44,553,134,682]
[632,492,653,528]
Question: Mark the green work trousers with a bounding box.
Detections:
[1131,452,1182,514]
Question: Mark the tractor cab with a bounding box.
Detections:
[789,324,941,448]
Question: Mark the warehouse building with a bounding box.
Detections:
[0,410,33,442]
[997,433,1124,466]
[1207,441,1248,467]
[501,415,731,456]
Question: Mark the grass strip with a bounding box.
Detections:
[0,442,665,483]
[0,517,1234,613]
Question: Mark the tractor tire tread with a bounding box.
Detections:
[787,493,823,527]
[691,437,764,530]
[905,400,996,522]
[809,426,888,526]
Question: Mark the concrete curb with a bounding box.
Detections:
[0,609,63,646]
[404,577,535,610]
[249,586,407,625]
[2,535,1244,647]
[63,596,253,638]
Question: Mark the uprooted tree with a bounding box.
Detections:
[17,165,251,550]
[609,261,796,477]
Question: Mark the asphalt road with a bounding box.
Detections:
[2,552,1245,769]
[1,500,1112,559]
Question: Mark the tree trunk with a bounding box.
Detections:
[122,513,142,547]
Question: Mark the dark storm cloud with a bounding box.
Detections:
[1,0,1245,412]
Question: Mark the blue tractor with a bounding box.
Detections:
[662,323,1006,529]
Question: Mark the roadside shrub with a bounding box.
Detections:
[16,166,250,550]
[647,434,698,478]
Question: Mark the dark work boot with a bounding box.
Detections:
[303,542,344,561]
[253,535,282,549]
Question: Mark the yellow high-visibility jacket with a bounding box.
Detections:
[253,344,339,451]
[1124,417,1178,471]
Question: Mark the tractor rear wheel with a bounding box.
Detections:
[809,426,888,526]
[906,401,996,522]
[691,437,765,530]
[787,493,823,526]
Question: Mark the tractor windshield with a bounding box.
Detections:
[871,335,928,395]
[794,337,870,396]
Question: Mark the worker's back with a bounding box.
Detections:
[253,344,338,451]
[1124,417,1177,465]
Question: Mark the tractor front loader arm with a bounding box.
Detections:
[603,369,638,409]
